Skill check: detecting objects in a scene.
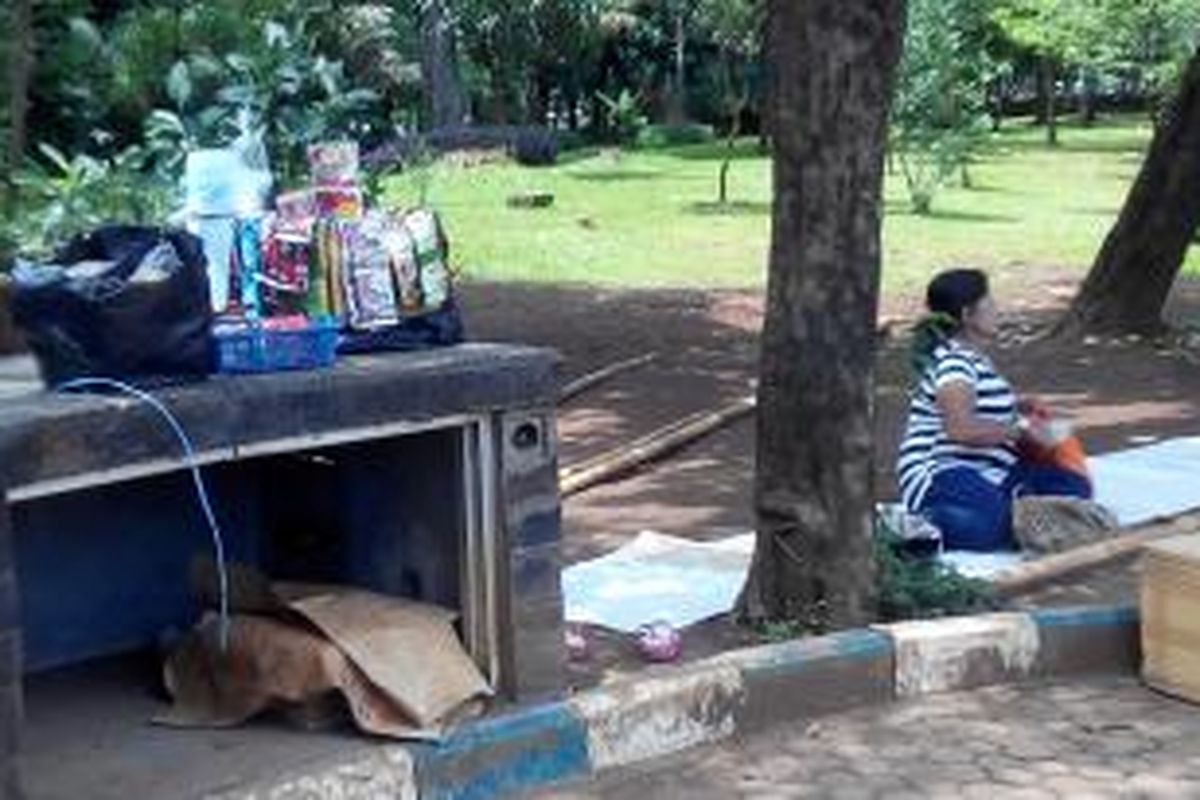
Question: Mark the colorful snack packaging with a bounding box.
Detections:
[236,216,264,318]
[276,189,317,221]
[315,186,364,220]
[342,219,400,330]
[308,141,360,187]
[403,208,451,310]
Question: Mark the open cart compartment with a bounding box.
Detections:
[0,344,563,798]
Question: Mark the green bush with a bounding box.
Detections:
[636,123,716,149]
[555,130,589,153]
[1,144,176,262]
[875,532,999,622]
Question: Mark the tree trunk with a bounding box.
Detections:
[1042,57,1058,146]
[668,12,688,122]
[1080,67,1097,126]
[1057,47,1200,337]
[420,0,467,129]
[990,78,1005,131]
[738,0,906,628]
[1035,61,1048,124]
[4,0,34,210]
[719,108,742,204]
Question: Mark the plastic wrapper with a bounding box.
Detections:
[10,225,214,385]
[342,219,400,330]
[316,186,364,219]
[236,217,264,318]
[403,208,451,311]
[308,141,360,187]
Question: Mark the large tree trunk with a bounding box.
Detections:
[738,0,906,628]
[420,0,467,129]
[1058,47,1200,337]
[4,0,34,209]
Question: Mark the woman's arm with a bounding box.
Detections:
[937,381,1017,447]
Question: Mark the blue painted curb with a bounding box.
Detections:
[411,604,1141,799]
[414,702,590,800]
[1031,603,1138,628]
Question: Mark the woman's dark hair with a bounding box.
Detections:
[910,268,990,382]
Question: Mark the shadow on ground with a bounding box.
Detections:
[462,277,1200,563]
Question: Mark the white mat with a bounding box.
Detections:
[939,551,1026,580]
[562,531,754,632]
[561,437,1200,630]
[1090,436,1200,526]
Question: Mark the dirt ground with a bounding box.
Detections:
[462,274,1200,688]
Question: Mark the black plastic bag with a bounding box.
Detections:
[337,300,464,355]
[11,225,214,386]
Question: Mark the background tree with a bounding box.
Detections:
[1058,45,1200,336]
[892,0,994,213]
[992,0,1090,145]
[738,0,906,628]
[697,0,762,204]
[1099,0,1200,114]
[4,0,34,209]
[419,0,469,128]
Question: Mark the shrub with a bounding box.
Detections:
[363,126,563,170]
[874,530,999,622]
[636,123,715,149]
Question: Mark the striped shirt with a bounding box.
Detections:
[897,340,1019,511]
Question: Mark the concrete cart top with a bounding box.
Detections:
[0,344,559,498]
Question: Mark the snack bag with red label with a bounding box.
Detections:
[1017,401,1090,484]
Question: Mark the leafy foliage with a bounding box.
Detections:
[874,524,999,622]
[1,144,175,263]
[893,0,996,213]
[597,89,650,144]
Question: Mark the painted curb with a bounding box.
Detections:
[876,612,1042,698]
[213,604,1141,799]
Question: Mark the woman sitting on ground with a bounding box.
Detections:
[897,268,1092,551]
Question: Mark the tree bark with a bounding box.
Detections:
[1042,57,1058,146]
[1079,66,1097,126]
[5,0,34,209]
[420,0,467,129]
[1058,47,1200,337]
[738,0,906,629]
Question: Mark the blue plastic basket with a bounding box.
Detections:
[214,319,339,374]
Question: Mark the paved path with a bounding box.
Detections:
[532,677,1200,799]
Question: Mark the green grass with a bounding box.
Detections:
[383,115,1200,292]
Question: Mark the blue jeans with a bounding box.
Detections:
[919,463,1092,552]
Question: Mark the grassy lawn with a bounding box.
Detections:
[384,115,1200,292]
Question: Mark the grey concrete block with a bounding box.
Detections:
[879,613,1041,698]
[0,501,11,576]
[0,572,17,636]
[0,346,559,490]
[509,543,562,602]
[1032,606,1141,677]
[721,630,894,734]
[0,675,18,764]
[510,596,566,700]
[508,507,561,549]
[0,632,17,691]
[499,412,558,477]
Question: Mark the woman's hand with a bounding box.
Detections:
[1017,396,1052,419]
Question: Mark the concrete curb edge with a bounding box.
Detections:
[223,604,1141,799]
